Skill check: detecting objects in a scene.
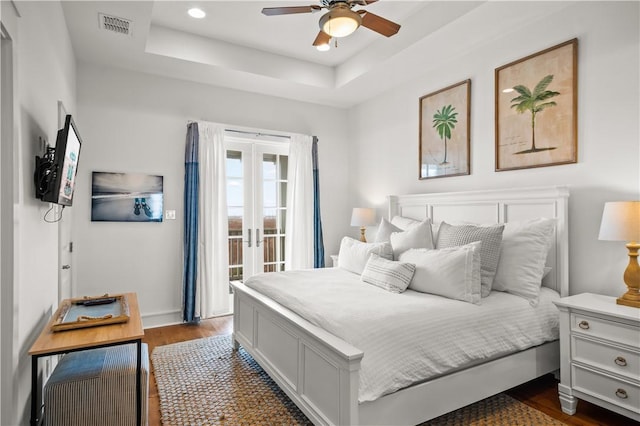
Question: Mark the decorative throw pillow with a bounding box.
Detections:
[436,222,505,297]
[361,253,416,293]
[337,237,393,275]
[399,241,482,304]
[493,218,556,306]
[389,220,434,260]
[374,217,403,243]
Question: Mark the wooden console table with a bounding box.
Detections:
[29,292,144,426]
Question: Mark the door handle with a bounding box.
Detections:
[245,229,252,248]
[61,265,71,270]
[256,228,263,247]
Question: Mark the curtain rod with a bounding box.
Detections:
[224,128,290,140]
[187,120,317,142]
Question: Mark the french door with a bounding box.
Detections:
[226,137,289,284]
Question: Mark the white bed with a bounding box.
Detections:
[231,186,570,426]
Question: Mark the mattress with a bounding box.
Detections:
[244,267,560,402]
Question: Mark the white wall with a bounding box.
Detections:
[348,2,640,297]
[74,64,350,327]
[0,0,76,424]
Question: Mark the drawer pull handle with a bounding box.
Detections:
[614,356,628,367]
[578,320,590,330]
[615,388,628,399]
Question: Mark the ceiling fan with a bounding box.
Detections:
[262,0,401,48]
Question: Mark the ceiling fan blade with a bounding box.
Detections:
[359,11,401,37]
[312,31,331,46]
[348,0,378,5]
[262,5,321,16]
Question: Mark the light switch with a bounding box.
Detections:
[165,210,176,220]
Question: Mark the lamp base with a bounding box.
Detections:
[617,242,640,308]
[617,296,640,308]
[359,226,367,243]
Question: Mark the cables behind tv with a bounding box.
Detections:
[44,205,65,223]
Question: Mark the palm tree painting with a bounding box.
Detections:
[432,105,458,164]
[509,74,560,154]
[496,39,577,171]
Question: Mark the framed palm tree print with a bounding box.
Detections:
[419,79,471,179]
[495,39,577,171]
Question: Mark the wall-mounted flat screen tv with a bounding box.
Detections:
[35,114,82,206]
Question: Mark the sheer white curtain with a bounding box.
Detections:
[196,122,230,318]
[284,134,314,270]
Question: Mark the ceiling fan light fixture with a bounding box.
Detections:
[319,6,362,38]
[316,42,331,52]
[188,8,206,19]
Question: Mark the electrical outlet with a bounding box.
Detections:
[165,210,176,220]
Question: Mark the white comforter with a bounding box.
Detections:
[244,267,560,402]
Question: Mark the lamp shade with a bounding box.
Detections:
[351,208,376,227]
[599,201,640,242]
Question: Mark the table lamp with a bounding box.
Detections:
[351,208,376,243]
[599,201,640,308]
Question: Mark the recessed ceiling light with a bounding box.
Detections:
[188,8,206,19]
[316,43,330,52]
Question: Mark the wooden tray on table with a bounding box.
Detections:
[51,294,130,332]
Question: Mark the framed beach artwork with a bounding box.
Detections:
[495,38,578,171]
[419,79,470,179]
[91,172,164,222]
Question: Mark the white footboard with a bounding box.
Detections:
[231,282,363,426]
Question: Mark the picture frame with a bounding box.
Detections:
[51,294,130,332]
[91,171,164,222]
[495,38,578,171]
[419,79,471,179]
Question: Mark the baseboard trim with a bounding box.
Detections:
[142,310,182,329]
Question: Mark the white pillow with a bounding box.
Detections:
[391,215,440,243]
[399,241,482,304]
[389,220,434,260]
[374,217,403,243]
[436,222,504,297]
[493,218,556,306]
[361,253,416,293]
[390,215,422,230]
[337,237,393,275]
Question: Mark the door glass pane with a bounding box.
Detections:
[263,181,277,208]
[263,153,277,179]
[227,150,243,282]
[279,209,286,233]
[279,156,288,180]
[226,151,243,178]
[279,236,285,264]
[279,182,287,207]
[263,235,276,262]
[262,152,287,272]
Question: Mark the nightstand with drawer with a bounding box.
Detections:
[554,293,640,421]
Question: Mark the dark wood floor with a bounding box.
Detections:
[142,316,638,426]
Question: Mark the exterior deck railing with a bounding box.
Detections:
[228,228,282,281]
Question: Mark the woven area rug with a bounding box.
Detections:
[151,335,566,426]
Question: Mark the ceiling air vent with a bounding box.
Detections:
[99,13,133,36]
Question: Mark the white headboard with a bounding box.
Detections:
[388,186,569,297]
